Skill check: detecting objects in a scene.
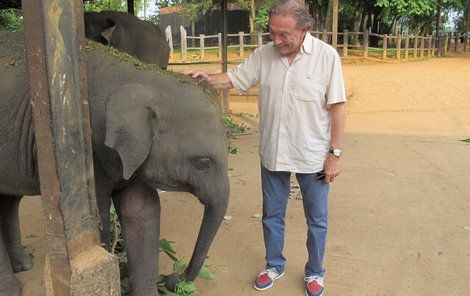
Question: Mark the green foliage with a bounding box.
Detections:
[174,280,196,296]
[254,0,277,31]
[224,113,249,154]
[224,113,248,138]
[83,0,146,16]
[0,9,23,31]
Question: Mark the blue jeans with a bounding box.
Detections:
[261,165,329,277]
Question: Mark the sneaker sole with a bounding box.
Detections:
[253,272,285,291]
[305,289,324,296]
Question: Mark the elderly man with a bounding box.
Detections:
[185,1,346,295]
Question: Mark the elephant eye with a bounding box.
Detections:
[191,157,212,171]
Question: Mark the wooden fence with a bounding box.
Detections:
[166,26,470,62]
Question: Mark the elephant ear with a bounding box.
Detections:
[105,84,159,180]
[101,18,117,44]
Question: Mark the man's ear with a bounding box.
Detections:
[104,84,159,180]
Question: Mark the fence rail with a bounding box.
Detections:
[166,26,470,62]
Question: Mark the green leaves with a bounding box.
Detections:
[0,9,23,31]
[159,238,179,262]
[198,266,216,280]
[175,280,197,296]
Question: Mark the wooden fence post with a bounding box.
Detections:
[383,34,388,60]
[428,35,434,57]
[436,35,441,56]
[258,32,263,47]
[343,30,348,57]
[414,35,418,58]
[404,35,409,60]
[180,26,187,60]
[465,32,469,52]
[165,26,174,57]
[444,32,449,54]
[397,35,402,60]
[322,29,328,43]
[239,31,244,57]
[218,33,222,58]
[420,36,425,57]
[363,29,369,58]
[454,32,459,52]
[200,34,205,59]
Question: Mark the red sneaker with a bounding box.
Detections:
[253,268,284,291]
[305,275,324,296]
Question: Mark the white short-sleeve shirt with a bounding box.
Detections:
[227,32,346,173]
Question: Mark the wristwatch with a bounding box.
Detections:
[328,149,342,157]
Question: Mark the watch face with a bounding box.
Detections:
[330,149,341,156]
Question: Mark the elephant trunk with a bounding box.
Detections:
[165,190,228,290]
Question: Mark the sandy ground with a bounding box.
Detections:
[16,52,470,295]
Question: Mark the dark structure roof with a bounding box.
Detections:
[0,0,21,9]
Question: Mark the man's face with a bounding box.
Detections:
[268,13,308,57]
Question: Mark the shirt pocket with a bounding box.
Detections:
[293,73,326,102]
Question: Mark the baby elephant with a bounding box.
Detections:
[0,31,229,296]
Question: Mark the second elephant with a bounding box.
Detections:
[84,10,171,69]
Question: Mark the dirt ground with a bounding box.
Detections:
[17,52,470,295]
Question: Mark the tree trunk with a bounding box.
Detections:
[249,0,255,43]
[436,1,442,36]
[324,0,333,36]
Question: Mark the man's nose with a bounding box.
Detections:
[272,36,282,46]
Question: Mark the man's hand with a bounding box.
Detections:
[323,154,341,184]
[181,70,233,90]
[181,70,212,84]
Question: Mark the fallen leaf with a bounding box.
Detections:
[224,215,233,221]
[252,213,261,218]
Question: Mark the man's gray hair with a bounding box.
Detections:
[269,0,313,30]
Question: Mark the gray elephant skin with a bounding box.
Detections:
[84,10,171,69]
[0,31,229,296]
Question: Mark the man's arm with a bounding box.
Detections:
[324,102,346,184]
[182,70,233,90]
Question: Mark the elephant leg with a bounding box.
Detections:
[0,205,21,296]
[0,195,32,273]
[95,184,112,249]
[113,182,160,296]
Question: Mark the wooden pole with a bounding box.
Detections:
[404,35,409,60]
[421,36,425,57]
[180,26,187,60]
[428,35,433,57]
[22,0,119,294]
[221,0,229,112]
[383,34,388,60]
[444,32,449,54]
[258,32,263,47]
[414,35,418,58]
[343,30,348,57]
[200,34,205,60]
[454,32,459,52]
[218,33,222,58]
[397,35,402,60]
[465,32,469,52]
[332,0,338,49]
[363,29,369,58]
[239,31,244,57]
[165,26,174,57]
